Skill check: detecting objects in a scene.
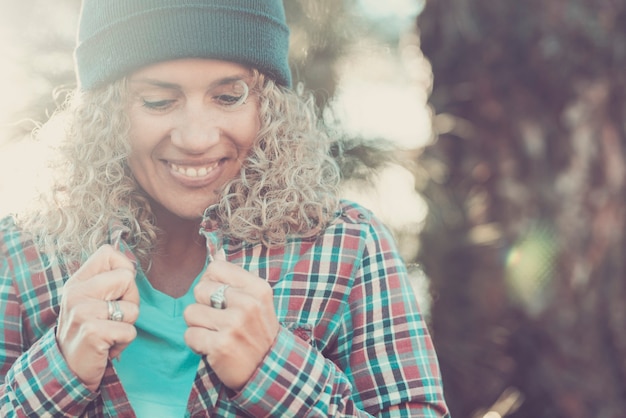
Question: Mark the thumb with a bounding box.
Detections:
[71,245,135,283]
[214,248,226,261]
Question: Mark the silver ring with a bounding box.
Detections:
[210,284,230,310]
[107,300,124,322]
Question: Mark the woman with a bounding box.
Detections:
[0,0,449,416]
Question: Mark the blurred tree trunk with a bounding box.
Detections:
[416,1,626,417]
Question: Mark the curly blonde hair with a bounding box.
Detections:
[20,72,341,265]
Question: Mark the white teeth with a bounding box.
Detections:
[170,163,217,178]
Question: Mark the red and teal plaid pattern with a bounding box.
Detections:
[0,201,449,417]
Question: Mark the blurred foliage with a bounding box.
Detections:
[417,0,626,416]
[285,0,353,106]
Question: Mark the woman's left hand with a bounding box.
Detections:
[183,254,279,391]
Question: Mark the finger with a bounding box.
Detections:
[194,274,271,309]
[215,248,226,261]
[69,267,139,305]
[70,318,137,354]
[198,259,263,297]
[70,245,136,284]
[109,334,138,360]
[101,319,137,345]
[193,279,234,307]
[202,259,254,287]
[62,296,139,330]
[184,303,220,329]
[185,288,267,334]
[184,311,276,390]
[185,291,265,331]
[103,299,140,324]
[184,326,216,356]
[99,320,138,359]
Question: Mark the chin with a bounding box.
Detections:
[175,206,209,221]
[150,199,212,224]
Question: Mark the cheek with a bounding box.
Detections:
[127,114,163,160]
[126,127,159,179]
[236,108,262,149]
[126,134,147,171]
[126,150,142,174]
[126,152,148,188]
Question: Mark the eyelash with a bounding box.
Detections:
[215,93,246,106]
[139,80,251,112]
[141,99,176,111]
[215,80,250,108]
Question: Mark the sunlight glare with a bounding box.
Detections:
[332,79,432,149]
[357,0,425,24]
[341,164,428,231]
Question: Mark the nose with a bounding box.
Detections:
[170,105,221,153]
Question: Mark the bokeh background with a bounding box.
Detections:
[1,1,625,417]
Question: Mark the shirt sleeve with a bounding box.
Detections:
[1,247,97,417]
[230,216,450,417]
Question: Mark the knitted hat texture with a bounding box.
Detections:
[75,0,291,90]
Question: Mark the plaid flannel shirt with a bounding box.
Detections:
[0,200,449,417]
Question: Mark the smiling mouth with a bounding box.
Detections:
[169,162,220,178]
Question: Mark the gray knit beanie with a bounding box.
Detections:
[75,0,291,90]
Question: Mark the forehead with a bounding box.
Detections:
[129,59,253,87]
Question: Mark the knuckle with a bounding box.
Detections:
[184,328,205,354]
[80,320,101,339]
[228,309,246,328]
[183,327,194,344]
[99,244,115,253]
[193,281,208,301]
[212,339,230,358]
[59,291,79,310]
[183,305,195,323]
[112,324,137,346]
[125,303,140,322]
[95,244,115,258]
[118,268,135,283]
[258,283,274,301]
[124,324,137,341]
[243,297,265,318]
[206,260,224,272]
[183,328,195,344]
[68,302,95,323]
[182,305,191,320]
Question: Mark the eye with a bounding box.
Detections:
[141,98,177,111]
[212,80,249,109]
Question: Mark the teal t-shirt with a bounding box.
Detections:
[114,269,203,417]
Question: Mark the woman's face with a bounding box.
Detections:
[126,59,260,221]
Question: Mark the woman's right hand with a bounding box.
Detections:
[55,245,139,392]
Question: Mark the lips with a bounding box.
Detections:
[169,162,220,179]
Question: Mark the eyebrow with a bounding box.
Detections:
[129,74,250,90]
